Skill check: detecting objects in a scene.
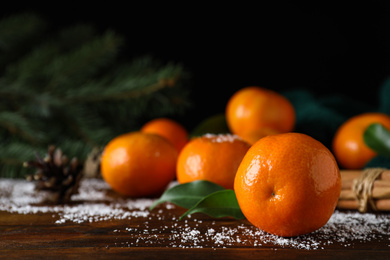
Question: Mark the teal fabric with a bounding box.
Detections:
[282,78,390,169]
[380,77,390,115]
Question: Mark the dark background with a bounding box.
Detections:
[2,2,390,130]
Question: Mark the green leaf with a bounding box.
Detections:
[191,113,230,137]
[149,180,225,210]
[179,189,245,220]
[363,123,390,158]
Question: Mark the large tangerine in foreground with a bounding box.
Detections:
[176,134,251,190]
[101,132,178,197]
[234,133,341,237]
[332,112,390,169]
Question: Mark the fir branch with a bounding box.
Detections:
[0,13,47,70]
[0,141,46,178]
[0,13,46,50]
[61,57,186,102]
[0,13,192,178]
[0,111,45,144]
[67,75,177,102]
[3,42,60,85]
[0,141,43,164]
[45,30,123,91]
[57,24,98,51]
[51,104,114,147]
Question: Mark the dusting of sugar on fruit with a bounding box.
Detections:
[203,133,242,143]
[1,178,389,250]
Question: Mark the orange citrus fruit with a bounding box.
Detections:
[141,117,189,153]
[100,132,178,197]
[238,127,281,145]
[332,112,390,169]
[234,133,341,237]
[226,86,295,143]
[176,134,251,190]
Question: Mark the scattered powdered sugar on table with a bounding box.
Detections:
[1,178,389,250]
[0,178,154,223]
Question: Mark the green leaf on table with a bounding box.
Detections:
[363,123,390,158]
[179,189,245,220]
[149,180,225,210]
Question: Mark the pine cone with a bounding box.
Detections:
[24,145,83,204]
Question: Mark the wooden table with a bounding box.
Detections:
[1,178,389,259]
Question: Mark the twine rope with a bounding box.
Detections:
[352,168,386,213]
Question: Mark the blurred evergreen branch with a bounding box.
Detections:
[0,13,192,178]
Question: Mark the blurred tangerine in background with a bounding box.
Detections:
[332,112,390,169]
[176,133,250,190]
[225,86,296,144]
[100,132,178,197]
[237,127,281,145]
[235,132,341,237]
[141,117,189,153]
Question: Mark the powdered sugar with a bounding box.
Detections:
[107,212,390,250]
[0,178,50,210]
[1,178,389,250]
[203,133,243,143]
[0,178,154,223]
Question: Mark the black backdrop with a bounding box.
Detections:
[2,2,390,130]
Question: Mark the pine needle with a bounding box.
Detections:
[0,13,191,178]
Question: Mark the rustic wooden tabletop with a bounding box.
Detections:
[1,178,389,259]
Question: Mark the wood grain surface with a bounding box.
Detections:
[1,178,389,259]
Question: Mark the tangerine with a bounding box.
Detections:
[176,134,251,190]
[332,112,390,169]
[234,133,341,237]
[239,127,281,145]
[100,132,178,197]
[226,86,295,143]
[141,117,189,153]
